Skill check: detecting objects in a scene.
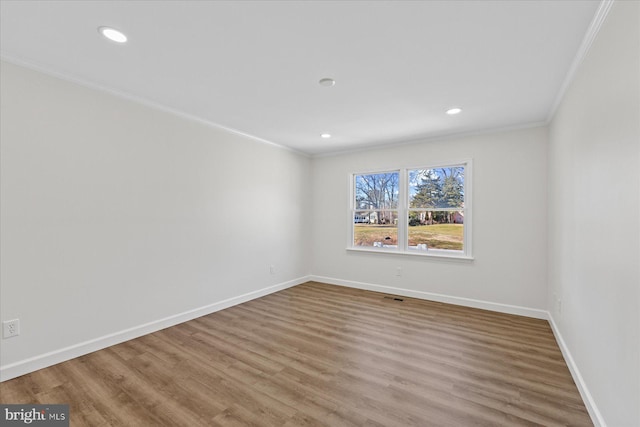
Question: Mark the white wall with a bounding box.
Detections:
[311,127,548,315]
[548,1,640,426]
[0,61,311,379]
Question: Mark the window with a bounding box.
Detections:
[353,171,399,247]
[350,161,471,259]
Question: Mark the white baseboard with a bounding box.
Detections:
[547,313,605,427]
[309,275,548,319]
[0,276,310,382]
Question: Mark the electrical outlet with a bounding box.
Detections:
[3,319,20,339]
[557,299,562,315]
[270,265,276,275]
[396,267,402,277]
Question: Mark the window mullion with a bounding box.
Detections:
[398,168,408,251]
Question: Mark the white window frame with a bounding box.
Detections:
[348,160,472,260]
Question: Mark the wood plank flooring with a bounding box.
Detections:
[0,281,591,426]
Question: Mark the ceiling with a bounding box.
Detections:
[0,1,601,155]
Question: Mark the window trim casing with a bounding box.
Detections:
[348,160,473,260]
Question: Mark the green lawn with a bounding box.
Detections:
[353,224,398,246]
[354,224,463,250]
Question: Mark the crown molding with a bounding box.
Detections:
[546,0,615,123]
[312,121,547,159]
[0,55,310,158]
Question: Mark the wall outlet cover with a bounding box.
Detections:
[3,319,20,338]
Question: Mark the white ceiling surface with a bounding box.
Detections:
[1,1,600,155]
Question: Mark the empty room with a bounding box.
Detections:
[0,1,638,426]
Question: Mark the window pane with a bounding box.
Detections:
[354,211,398,247]
[408,211,464,251]
[409,167,464,209]
[355,172,399,210]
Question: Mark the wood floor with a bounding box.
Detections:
[0,281,591,426]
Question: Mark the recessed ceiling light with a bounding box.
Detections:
[319,78,335,87]
[320,133,332,139]
[446,107,462,115]
[98,27,128,43]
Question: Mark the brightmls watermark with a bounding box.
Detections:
[1,405,68,426]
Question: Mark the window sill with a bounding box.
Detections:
[347,246,474,261]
